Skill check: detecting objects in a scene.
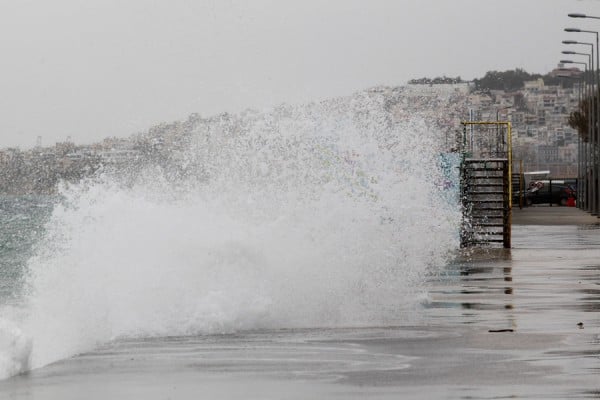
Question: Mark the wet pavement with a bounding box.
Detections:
[0,223,598,399]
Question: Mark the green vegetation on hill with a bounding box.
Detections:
[410,68,578,91]
[408,76,465,85]
[474,68,578,91]
[473,68,542,91]
[486,68,587,90]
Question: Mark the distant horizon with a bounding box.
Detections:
[2,0,597,148]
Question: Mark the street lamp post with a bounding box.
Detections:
[560,71,586,204]
[561,59,590,208]
[566,20,600,215]
[562,40,600,203]
[563,50,593,209]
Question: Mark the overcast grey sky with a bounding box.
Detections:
[2,0,600,148]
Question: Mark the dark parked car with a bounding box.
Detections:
[523,181,576,206]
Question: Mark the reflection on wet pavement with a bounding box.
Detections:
[428,225,600,329]
[422,224,600,398]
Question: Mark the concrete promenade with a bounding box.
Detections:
[512,205,600,226]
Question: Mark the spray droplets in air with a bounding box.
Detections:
[1,87,463,378]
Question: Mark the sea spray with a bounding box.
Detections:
[0,87,463,378]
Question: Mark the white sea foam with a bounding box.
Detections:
[0,315,31,378]
[0,89,462,378]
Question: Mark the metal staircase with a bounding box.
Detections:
[460,159,510,248]
[459,121,512,249]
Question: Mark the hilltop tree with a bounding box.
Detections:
[473,68,543,91]
[410,68,580,91]
[408,76,465,85]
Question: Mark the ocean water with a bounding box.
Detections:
[0,196,53,303]
[0,90,462,380]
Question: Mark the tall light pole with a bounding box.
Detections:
[562,40,594,60]
[556,69,585,205]
[566,21,600,215]
[562,51,600,181]
[560,61,588,207]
